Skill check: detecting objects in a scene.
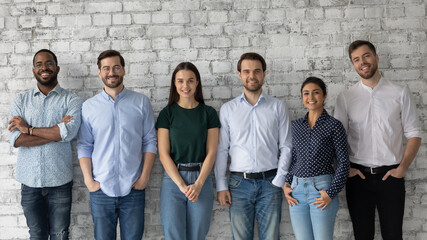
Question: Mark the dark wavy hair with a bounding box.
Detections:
[168,62,204,106]
[97,50,125,69]
[301,76,327,96]
[348,40,377,60]
[237,52,266,72]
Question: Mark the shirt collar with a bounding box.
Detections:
[101,87,128,101]
[360,77,383,92]
[239,91,266,106]
[303,109,329,124]
[33,83,62,96]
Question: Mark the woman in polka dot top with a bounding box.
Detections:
[283,76,350,240]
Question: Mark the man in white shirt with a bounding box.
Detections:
[334,40,422,240]
[214,52,292,240]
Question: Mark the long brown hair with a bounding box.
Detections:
[167,62,204,106]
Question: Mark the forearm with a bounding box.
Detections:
[399,137,422,170]
[196,153,216,186]
[32,125,62,141]
[14,134,53,147]
[159,153,186,188]
[140,152,156,179]
[79,157,95,183]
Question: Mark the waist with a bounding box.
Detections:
[231,169,277,180]
[177,163,202,171]
[351,163,399,175]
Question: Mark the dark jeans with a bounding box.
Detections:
[90,188,146,240]
[21,181,72,240]
[346,172,405,240]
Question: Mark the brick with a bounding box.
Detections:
[93,14,111,26]
[208,11,228,23]
[201,0,233,10]
[70,41,91,52]
[212,86,231,99]
[307,8,324,19]
[171,38,190,49]
[212,37,231,48]
[325,8,343,18]
[147,26,184,37]
[130,39,151,50]
[112,14,132,25]
[152,38,170,50]
[109,26,145,38]
[172,12,190,24]
[405,5,426,17]
[133,13,151,24]
[47,3,83,15]
[39,15,55,28]
[72,28,107,39]
[162,0,200,11]
[51,41,70,52]
[0,43,13,54]
[123,1,161,12]
[233,0,269,9]
[0,17,4,29]
[111,40,131,51]
[365,7,384,18]
[247,10,264,22]
[344,7,364,18]
[149,62,169,75]
[224,23,262,35]
[152,12,169,24]
[212,61,232,74]
[185,24,222,36]
[85,2,122,13]
[18,16,36,28]
[382,18,422,30]
[192,37,211,48]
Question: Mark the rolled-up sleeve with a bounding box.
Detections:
[141,96,157,154]
[58,94,83,142]
[77,103,94,159]
[9,95,23,148]
[401,86,422,139]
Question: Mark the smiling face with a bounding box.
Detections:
[174,69,198,100]
[350,44,379,80]
[33,52,60,87]
[98,56,125,89]
[302,83,326,112]
[238,59,265,94]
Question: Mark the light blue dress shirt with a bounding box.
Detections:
[214,92,292,191]
[77,88,157,197]
[9,84,82,188]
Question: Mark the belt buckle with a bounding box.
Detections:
[243,172,248,179]
[370,167,375,174]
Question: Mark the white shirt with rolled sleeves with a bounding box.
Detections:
[334,78,422,168]
[214,92,292,192]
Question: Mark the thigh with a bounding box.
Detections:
[119,189,146,240]
[90,189,118,240]
[47,182,72,240]
[377,176,405,240]
[288,178,313,240]
[346,176,376,240]
[255,177,282,240]
[21,185,49,240]
[160,173,187,240]
[187,175,214,240]
[229,175,256,240]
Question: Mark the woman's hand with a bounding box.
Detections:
[283,183,299,206]
[186,181,203,202]
[313,190,332,210]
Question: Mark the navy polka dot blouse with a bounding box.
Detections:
[285,110,350,199]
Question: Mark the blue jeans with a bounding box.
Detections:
[228,174,283,240]
[160,167,214,240]
[21,181,72,240]
[289,175,339,240]
[89,188,145,240]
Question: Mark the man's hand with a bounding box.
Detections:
[85,179,101,192]
[61,115,73,123]
[8,116,30,133]
[313,190,332,210]
[132,175,149,190]
[382,166,406,181]
[283,183,298,206]
[349,167,366,179]
[217,190,232,206]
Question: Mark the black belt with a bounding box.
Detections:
[177,165,201,171]
[231,169,277,180]
[351,163,399,175]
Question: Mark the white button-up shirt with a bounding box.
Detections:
[214,92,292,191]
[334,78,421,168]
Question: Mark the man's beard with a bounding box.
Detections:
[102,75,123,89]
[35,71,57,86]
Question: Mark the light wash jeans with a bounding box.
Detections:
[228,174,283,240]
[21,181,72,240]
[89,188,146,240]
[160,163,214,240]
[289,174,339,240]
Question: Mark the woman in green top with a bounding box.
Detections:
[156,62,220,240]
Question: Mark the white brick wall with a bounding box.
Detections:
[0,0,425,239]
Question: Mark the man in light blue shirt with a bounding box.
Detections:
[77,50,157,240]
[214,52,292,240]
[8,49,82,239]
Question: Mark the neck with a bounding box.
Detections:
[361,71,381,89]
[307,108,323,129]
[243,88,262,106]
[177,97,199,109]
[104,84,124,100]
[37,81,58,96]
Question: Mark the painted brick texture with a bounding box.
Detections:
[0,0,426,239]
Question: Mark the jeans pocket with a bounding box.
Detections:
[312,175,332,192]
[229,174,243,189]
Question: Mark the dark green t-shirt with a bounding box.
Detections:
[156,103,220,164]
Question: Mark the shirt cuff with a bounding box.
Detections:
[272,174,285,189]
[142,144,157,154]
[215,178,228,192]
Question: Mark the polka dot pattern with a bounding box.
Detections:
[285,110,350,199]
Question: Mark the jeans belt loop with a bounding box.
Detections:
[243,172,247,179]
